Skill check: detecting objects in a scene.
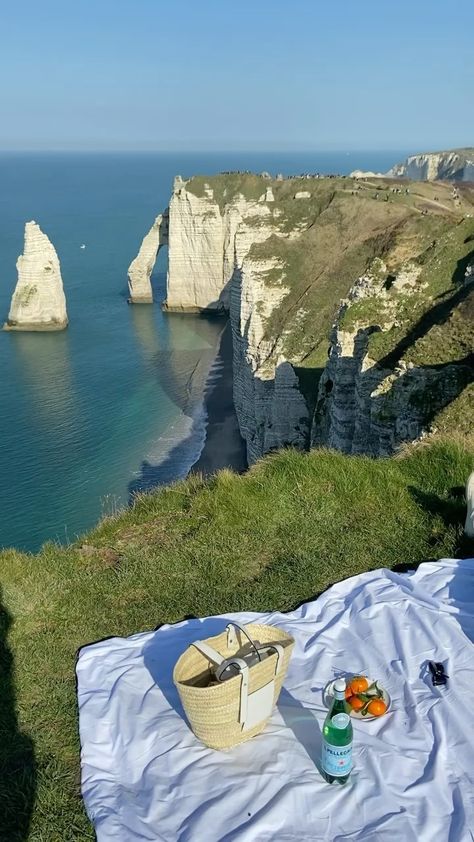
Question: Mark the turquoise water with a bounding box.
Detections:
[0,151,404,551]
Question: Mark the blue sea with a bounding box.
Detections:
[0,150,404,551]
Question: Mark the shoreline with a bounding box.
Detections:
[190,320,247,477]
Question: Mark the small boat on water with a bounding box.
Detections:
[80,244,86,249]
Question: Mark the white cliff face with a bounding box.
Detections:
[164,178,311,462]
[350,170,385,179]
[165,178,235,311]
[161,174,472,463]
[128,213,168,303]
[230,214,310,463]
[387,149,474,181]
[4,221,68,331]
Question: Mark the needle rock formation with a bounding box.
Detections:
[4,221,68,331]
[128,212,169,303]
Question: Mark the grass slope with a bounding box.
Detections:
[1,440,473,839]
[187,173,474,377]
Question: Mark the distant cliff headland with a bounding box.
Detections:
[351,147,474,182]
[387,148,474,181]
[159,169,474,463]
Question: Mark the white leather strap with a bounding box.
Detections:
[191,640,225,666]
[226,624,238,648]
[192,633,284,731]
[219,658,249,726]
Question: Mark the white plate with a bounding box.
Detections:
[324,676,391,720]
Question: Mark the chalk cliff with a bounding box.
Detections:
[163,174,474,462]
[164,177,246,312]
[387,148,474,181]
[4,221,68,331]
[164,175,313,462]
[128,212,169,303]
[311,257,473,455]
[230,212,309,463]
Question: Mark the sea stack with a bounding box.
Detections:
[127,212,169,303]
[4,221,68,331]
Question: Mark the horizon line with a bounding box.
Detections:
[0,147,412,154]
[0,145,469,156]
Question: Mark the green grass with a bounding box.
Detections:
[367,218,474,365]
[1,439,474,839]
[185,173,269,210]
[252,195,413,363]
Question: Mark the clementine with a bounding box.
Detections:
[349,676,369,694]
[367,699,387,717]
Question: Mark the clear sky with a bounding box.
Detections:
[1,0,472,152]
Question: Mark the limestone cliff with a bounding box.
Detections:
[162,173,474,462]
[230,212,309,463]
[164,174,312,461]
[128,212,169,303]
[387,148,474,181]
[4,221,68,331]
[312,243,474,454]
[164,177,246,312]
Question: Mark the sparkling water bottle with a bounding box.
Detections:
[321,678,353,784]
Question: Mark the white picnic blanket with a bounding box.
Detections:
[77,559,474,841]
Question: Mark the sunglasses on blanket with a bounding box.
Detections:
[428,661,448,687]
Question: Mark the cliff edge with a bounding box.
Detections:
[387,148,474,181]
[162,173,474,462]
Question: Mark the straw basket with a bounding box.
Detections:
[173,622,294,750]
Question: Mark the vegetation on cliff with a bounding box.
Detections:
[1,439,473,838]
[186,172,473,445]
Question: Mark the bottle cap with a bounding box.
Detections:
[334,678,346,693]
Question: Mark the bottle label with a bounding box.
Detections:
[332,713,350,729]
[322,738,352,777]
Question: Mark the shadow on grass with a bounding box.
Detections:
[0,590,36,840]
[407,485,474,561]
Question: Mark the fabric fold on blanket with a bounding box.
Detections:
[77,559,474,841]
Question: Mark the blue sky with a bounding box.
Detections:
[1,0,472,152]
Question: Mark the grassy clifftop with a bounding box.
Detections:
[1,439,474,838]
[186,173,474,440]
[186,173,474,366]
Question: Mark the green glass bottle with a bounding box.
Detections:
[321,678,353,784]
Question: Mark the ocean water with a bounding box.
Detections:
[0,150,404,551]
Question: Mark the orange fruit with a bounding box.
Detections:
[367,699,387,717]
[345,686,353,701]
[349,676,369,694]
[349,695,365,711]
